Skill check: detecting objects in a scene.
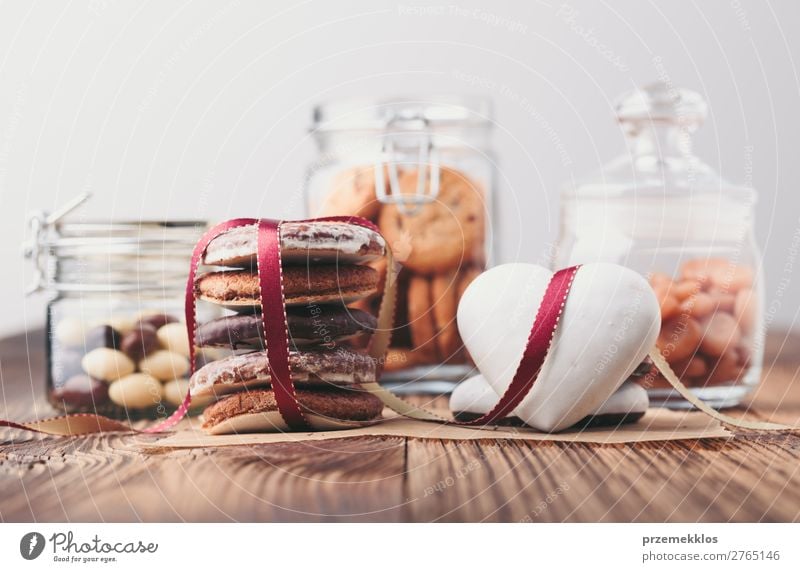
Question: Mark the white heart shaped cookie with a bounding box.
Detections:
[456,263,660,431]
[450,374,649,427]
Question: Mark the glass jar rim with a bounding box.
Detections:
[311,95,493,133]
[28,218,207,294]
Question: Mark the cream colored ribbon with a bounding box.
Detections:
[649,349,795,431]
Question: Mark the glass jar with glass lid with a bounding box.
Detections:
[24,194,216,420]
[305,96,495,391]
[555,82,763,408]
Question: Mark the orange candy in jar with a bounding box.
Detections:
[648,258,758,391]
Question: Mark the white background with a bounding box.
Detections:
[0,0,798,335]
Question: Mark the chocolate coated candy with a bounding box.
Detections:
[136,313,178,331]
[84,324,122,352]
[120,323,160,362]
[52,374,110,407]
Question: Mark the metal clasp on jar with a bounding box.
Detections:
[22,193,92,295]
[374,115,440,215]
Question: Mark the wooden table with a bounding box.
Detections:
[2,330,799,522]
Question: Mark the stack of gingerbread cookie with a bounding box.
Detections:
[188,220,388,433]
[315,166,486,373]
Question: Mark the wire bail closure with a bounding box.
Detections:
[374,114,440,216]
[22,192,93,295]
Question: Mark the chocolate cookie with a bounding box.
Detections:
[378,167,485,274]
[196,306,377,349]
[189,347,376,396]
[201,387,384,434]
[449,376,649,429]
[195,264,379,309]
[204,220,386,268]
[315,166,383,220]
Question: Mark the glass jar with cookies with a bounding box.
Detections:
[24,195,217,420]
[306,97,494,389]
[555,82,764,408]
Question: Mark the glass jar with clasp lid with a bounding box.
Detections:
[24,194,217,420]
[305,96,496,392]
[554,82,763,408]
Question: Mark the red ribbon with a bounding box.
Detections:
[0,215,580,435]
[256,219,308,430]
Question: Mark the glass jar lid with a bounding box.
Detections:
[24,193,207,294]
[312,95,492,133]
[615,81,708,127]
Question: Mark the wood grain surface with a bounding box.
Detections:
[1,330,800,522]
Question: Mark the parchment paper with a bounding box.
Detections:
[139,407,731,450]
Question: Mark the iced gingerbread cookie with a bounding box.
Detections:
[201,387,384,434]
[203,220,386,268]
[189,347,376,396]
[196,306,377,349]
[195,265,379,309]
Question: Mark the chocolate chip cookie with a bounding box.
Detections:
[378,167,485,274]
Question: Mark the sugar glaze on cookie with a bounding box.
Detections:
[204,221,386,268]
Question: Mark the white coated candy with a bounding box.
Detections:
[163,378,212,408]
[81,348,135,381]
[106,315,135,335]
[54,317,87,347]
[157,322,191,357]
[163,378,189,406]
[139,350,190,381]
[109,373,163,408]
[457,263,660,432]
